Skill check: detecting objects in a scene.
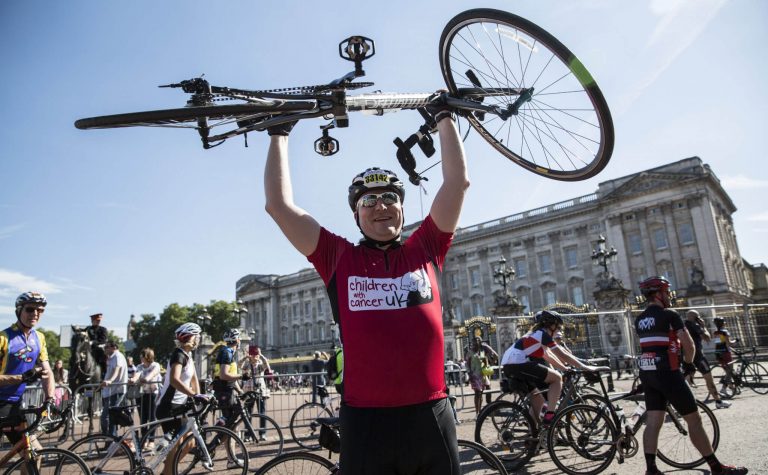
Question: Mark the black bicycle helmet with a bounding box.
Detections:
[15,291,47,317]
[638,276,670,295]
[535,310,564,326]
[348,168,405,211]
[713,317,725,328]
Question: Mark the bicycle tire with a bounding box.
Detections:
[744,362,768,395]
[3,447,90,475]
[474,400,537,472]
[75,101,314,130]
[457,438,509,474]
[547,404,617,475]
[657,399,719,469]
[173,425,248,475]
[256,451,337,474]
[232,412,284,470]
[289,402,334,450]
[67,433,136,473]
[439,8,614,181]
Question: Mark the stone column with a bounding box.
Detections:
[593,280,632,358]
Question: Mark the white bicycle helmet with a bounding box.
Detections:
[175,322,202,343]
[347,167,405,211]
[222,328,241,343]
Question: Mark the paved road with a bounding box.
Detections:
[453,374,767,474]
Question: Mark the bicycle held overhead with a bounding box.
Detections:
[74,9,615,184]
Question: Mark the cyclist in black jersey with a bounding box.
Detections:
[635,276,746,475]
[683,310,730,408]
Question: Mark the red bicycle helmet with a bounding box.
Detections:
[638,276,671,294]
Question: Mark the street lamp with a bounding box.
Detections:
[493,256,515,295]
[196,312,212,333]
[591,234,618,276]
[233,299,248,328]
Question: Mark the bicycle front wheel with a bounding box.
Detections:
[174,425,248,475]
[232,412,284,470]
[474,400,537,472]
[440,9,614,181]
[289,402,334,450]
[67,433,136,474]
[457,439,509,474]
[257,451,337,474]
[4,447,90,475]
[548,404,617,475]
[744,362,768,395]
[657,399,719,469]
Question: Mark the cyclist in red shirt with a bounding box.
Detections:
[263,99,467,474]
[634,276,746,475]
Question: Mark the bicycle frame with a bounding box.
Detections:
[85,408,213,473]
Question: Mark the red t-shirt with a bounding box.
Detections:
[308,215,452,407]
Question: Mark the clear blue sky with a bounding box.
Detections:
[2,0,766,339]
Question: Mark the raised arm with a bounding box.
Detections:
[264,134,321,256]
[429,117,470,233]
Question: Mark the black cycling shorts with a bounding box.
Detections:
[503,362,550,391]
[692,353,712,375]
[639,370,697,415]
[0,401,24,444]
[155,401,187,436]
[340,398,460,475]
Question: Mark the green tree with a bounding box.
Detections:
[37,327,70,364]
[130,301,240,366]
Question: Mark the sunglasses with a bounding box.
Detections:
[23,307,45,314]
[358,192,400,208]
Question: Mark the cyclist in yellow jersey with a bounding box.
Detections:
[0,292,56,447]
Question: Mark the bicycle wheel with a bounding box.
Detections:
[744,362,768,395]
[289,402,333,450]
[67,433,136,473]
[548,404,617,475]
[75,101,314,129]
[474,400,537,471]
[457,438,509,474]
[657,399,719,469]
[4,447,90,474]
[440,9,614,181]
[232,413,284,470]
[257,451,336,474]
[173,425,248,475]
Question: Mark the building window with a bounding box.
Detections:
[450,272,459,290]
[292,303,299,318]
[657,261,677,290]
[544,289,556,306]
[469,267,481,288]
[293,326,299,344]
[624,213,635,221]
[564,246,578,268]
[653,228,668,250]
[453,301,463,321]
[514,258,528,278]
[471,296,484,316]
[572,286,584,306]
[678,222,695,245]
[317,299,324,315]
[538,252,552,273]
[304,301,311,316]
[628,232,643,254]
[305,324,312,342]
[280,327,287,345]
[520,294,530,312]
[319,323,325,341]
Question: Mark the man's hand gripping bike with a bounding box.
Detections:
[75,9,614,184]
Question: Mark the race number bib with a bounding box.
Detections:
[639,352,657,371]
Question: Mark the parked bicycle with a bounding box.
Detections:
[75,9,614,185]
[68,396,249,474]
[479,368,720,475]
[0,403,89,474]
[258,416,508,474]
[718,346,768,398]
[289,385,340,450]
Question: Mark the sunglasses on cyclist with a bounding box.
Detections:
[358,192,400,208]
[23,306,45,314]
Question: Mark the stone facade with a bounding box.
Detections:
[236,157,757,359]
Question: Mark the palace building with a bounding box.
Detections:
[236,157,764,365]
